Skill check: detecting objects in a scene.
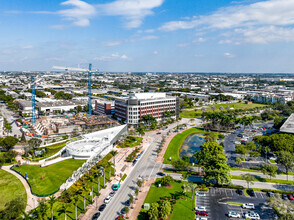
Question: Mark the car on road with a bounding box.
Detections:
[242,203,255,209]
[237,133,243,138]
[228,211,241,218]
[245,212,260,219]
[157,172,165,176]
[92,212,100,220]
[156,132,161,134]
[195,206,206,211]
[196,192,206,197]
[267,192,274,197]
[98,204,106,212]
[288,194,294,200]
[104,196,112,204]
[196,211,208,216]
[247,188,255,197]
[174,130,178,133]
[282,194,288,200]
[236,189,243,195]
[109,191,115,197]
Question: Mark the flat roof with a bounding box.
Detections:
[280,114,294,134]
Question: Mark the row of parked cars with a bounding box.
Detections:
[92,183,122,220]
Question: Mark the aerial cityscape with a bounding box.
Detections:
[0,0,294,220]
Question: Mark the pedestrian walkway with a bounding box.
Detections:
[1,166,39,212]
[128,178,156,220]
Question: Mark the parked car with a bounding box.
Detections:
[196,192,206,197]
[196,211,208,216]
[247,189,255,197]
[236,189,243,195]
[156,132,161,135]
[109,191,115,197]
[282,194,288,200]
[195,218,207,220]
[245,212,260,219]
[267,192,274,197]
[288,194,294,200]
[92,212,100,220]
[242,203,255,209]
[195,206,206,211]
[228,211,241,218]
[104,196,112,204]
[98,204,106,212]
[112,182,120,191]
[125,200,130,206]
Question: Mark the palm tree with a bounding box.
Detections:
[204,133,216,142]
[86,174,95,201]
[94,169,102,194]
[104,161,114,183]
[82,184,90,210]
[188,184,198,200]
[48,195,57,220]
[37,199,47,220]
[58,203,70,220]
[72,194,80,220]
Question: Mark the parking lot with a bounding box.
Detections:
[196,188,276,220]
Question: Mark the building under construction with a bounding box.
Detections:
[29,114,119,136]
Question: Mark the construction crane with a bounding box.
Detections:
[28,75,42,126]
[52,64,94,116]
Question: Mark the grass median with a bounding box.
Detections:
[231,175,294,185]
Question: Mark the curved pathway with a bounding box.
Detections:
[1,166,39,212]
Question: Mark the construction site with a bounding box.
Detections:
[21,114,119,136]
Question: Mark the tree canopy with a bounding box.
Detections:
[194,141,231,185]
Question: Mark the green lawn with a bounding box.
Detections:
[227,202,243,206]
[181,103,268,118]
[13,159,85,196]
[231,175,294,185]
[163,128,214,164]
[0,169,26,211]
[117,136,143,148]
[139,180,194,220]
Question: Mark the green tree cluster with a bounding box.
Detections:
[54,91,73,100]
[194,141,231,185]
[148,200,172,220]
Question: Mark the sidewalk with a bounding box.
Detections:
[231,170,294,181]
[128,178,156,220]
[1,166,39,212]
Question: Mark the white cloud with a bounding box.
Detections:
[93,52,130,61]
[193,37,206,43]
[224,52,235,58]
[159,0,294,43]
[102,41,122,47]
[98,0,164,28]
[21,45,34,49]
[58,0,96,27]
[177,43,190,47]
[153,50,158,55]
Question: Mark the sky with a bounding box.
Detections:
[1,0,294,73]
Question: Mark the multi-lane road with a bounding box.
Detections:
[99,133,162,219]
[99,119,199,220]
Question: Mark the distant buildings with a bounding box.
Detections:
[115,93,179,126]
[251,93,293,104]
